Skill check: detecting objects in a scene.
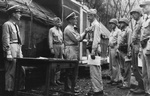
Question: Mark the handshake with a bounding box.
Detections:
[85,26,93,33]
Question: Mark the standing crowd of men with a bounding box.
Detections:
[3,0,150,96]
[107,1,150,96]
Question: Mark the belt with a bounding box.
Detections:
[65,44,78,46]
[10,42,19,44]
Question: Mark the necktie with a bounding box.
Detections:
[13,23,22,44]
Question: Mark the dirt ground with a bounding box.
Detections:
[12,66,146,96]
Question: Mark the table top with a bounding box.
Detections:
[15,57,78,63]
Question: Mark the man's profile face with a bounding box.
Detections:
[88,14,94,22]
[13,12,21,20]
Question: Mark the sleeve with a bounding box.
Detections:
[2,23,11,55]
[92,24,101,52]
[127,29,132,53]
[66,28,82,43]
[48,28,53,49]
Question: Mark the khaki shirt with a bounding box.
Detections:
[118,27,132,52]
[48,26,63,49]
[2,21,21,52]
[90,19,102,51]
[64,24,84,46]
[132,17,143,43]
[109,27,121,47]
[141,15,150,41]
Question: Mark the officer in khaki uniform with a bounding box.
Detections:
[140,1,150,95]
[2,5,23,96]
[48,17,64,86]
[107,18,122,85]
[117,18,132,89]
[86,9,107,96]
[129,7,145,94]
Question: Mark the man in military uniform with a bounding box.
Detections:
[64,12,88,92]
[2,5,23,96]
[117,17,132,89]
[129,7,145,94]
[86,9,107,96]
[48,17,64,86]
[107,18,122,85]
[140,1,150,95]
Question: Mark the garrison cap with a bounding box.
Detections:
[109,18,118,25]
[7,5,22,14]
[130,7,143,15]
[140,1,150,7]
[88,9,97,14]
[119,17,129,25]
[65,12,78,21]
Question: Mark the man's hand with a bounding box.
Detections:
[51,49,54,54]
[7,54,13,61]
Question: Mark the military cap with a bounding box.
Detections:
[140,1,150,7]
[130,7,143,16]
[119,17,129,25]
[65,12,78,21]
[7,5,22,14]
[53,17,62,25]
[88,9,97,14]
[109,18,118,25]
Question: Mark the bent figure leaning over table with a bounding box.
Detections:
[86,9,107,96]
[2,5,24,96]
[64,12,88,92]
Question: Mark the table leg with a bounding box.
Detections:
[14,60,21,96]
[45,63,52,96]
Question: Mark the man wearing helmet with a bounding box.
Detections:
[140,1,150,95]
[107,18,122,85]
[129,7,145,94]
[117,17,132,89]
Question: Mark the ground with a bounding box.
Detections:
[7,65,146,96]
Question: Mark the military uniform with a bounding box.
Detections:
[2,5,23,91]
[117,18,132,88]
[108,19,121,83]
[140,15,150,94]
[64,12,86,91]
[130,8,144,91]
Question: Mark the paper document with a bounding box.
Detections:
[87,55,101,66]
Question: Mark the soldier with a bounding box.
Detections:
[107,18,122,85]
[129,7,145,94]
[2,5,23,96]
[117,17,132,89]
[86,9,107,96]
[48,17,64,86]
[140,1,150,95]
[64,12,88,92]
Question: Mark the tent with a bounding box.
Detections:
[0,0,57,25]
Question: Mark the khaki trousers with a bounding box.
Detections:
[5,44,23,91]
[142,47,150,94]
[109,46,121,82]
[90,65,103,92]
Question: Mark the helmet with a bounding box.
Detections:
[109,18,118,25]
[119,18,129,25]
[130,8,143,16]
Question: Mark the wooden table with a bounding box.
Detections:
[14,57,79,96]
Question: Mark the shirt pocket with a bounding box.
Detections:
[10,28,17,40]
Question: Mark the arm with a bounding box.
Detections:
[2,23,11,55]
[48,28,53,49]
[91,24,101,54]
